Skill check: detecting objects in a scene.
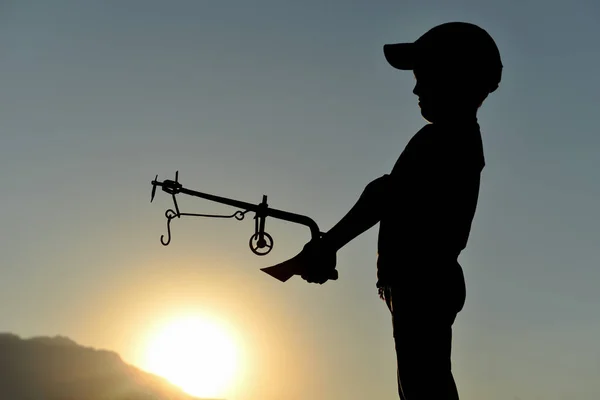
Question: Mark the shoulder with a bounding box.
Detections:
[422,123,485,171]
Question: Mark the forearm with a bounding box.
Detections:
[321,175,390,251]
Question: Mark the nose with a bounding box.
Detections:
[413,81,420,96]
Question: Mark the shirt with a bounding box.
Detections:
[376,121,485,289]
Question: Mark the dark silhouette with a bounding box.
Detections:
[278,22,503,399]
[0,333,219,400]
[150,171,338,281]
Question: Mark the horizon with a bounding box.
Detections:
[0,332,225,400]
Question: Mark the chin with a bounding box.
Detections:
[420,108,436,123]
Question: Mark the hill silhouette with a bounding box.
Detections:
[0,333,223,400]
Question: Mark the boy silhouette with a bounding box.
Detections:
[286,22,502,399]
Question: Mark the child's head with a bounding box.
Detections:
[383,22,502,123]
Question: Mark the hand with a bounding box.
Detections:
[298,238,337,285]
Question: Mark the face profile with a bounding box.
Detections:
[384,22,503,124]
[412,65,489,124]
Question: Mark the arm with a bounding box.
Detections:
[320,174,391,252]
[261,174,393,283]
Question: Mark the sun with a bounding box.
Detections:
[142,315,239,398]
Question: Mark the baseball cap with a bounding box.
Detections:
[383,22,503,93]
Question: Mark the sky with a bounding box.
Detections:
[1,1,599,399]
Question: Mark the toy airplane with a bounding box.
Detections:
[150,171,338,282]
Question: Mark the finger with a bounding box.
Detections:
[312,275,328,284]
[301,269,333,284]
[303,276,323,284]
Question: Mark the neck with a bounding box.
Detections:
[435,109,478,125]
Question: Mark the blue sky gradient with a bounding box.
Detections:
[1,1,599,399]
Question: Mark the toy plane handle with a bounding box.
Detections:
[260,249,338,283]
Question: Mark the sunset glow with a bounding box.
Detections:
[142,315,239,398]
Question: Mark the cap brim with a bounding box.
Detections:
[383,43,417,70]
